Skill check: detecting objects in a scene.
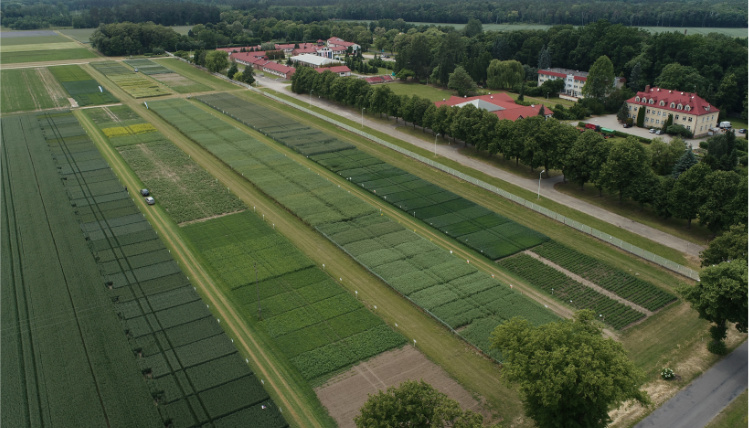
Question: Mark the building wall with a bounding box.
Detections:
[627,104,718,137]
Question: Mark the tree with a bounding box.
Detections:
[627,62,642,91]
[582,55,615,100]
[700,223,748,267]
[681,260,748,354]
[616,101,629,123]
[226,61,238,79]
[463,18,483,38]
[355,380,483,428]
[205,50,229,73]
[655,63,708,93]
[649,137,686,176]
[491,311,649,428]
[563,130,611,189]
[537,44,551,70]
[599,137,650,202]
[698,170,741,234]
[486,59,524,90]
[702,131,739,171]
[668,162,711,227]
[447,66,477,97]
[635,105,645,128]
[671,149,697,178]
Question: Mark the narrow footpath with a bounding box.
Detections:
[256,75,704,259]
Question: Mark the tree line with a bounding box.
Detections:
[291,65,746,235]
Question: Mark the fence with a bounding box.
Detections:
[244,84,700,281]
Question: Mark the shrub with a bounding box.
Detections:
[707,340,727,355]
[660,367,675,380]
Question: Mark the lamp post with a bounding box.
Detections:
[361,107,366,128]
[309,89,314,107]
[537,169,545,199]
[434,133,439,156]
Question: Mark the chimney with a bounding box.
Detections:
[645,85,651,92]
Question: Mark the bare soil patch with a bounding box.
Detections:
[315,346,492,428]
[153,73,191,87]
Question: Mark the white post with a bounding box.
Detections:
[434,133,439,156]
[537,169,545,200]
[361,107,366,128]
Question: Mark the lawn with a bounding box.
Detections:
[705,390,747,428]
[387,82,456,101]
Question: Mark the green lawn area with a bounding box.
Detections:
[0,48,97,64]
[386,82,456,101]
[705,390,748,428]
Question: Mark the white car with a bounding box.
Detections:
[145,196,155,205]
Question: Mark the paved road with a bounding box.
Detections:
[635,341,748,428]
[256,75,705,259]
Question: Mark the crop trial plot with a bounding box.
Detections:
[182,212,406,383]
[8,110,288,427]
[1,68,68,112]
[90,61,171,98]
[124,58,173,75]
[48,64,118,106]
[148,97,558,359]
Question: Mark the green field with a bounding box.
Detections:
[9,110,289,427]
[0,33,70,45]
[57,28,96,43]
[124,58,173,75]
[387,82,456,101]
[154,58,240,92]
[1,113,159,426]
[0,42,81,52]
[0,68,67,112]
[183,212,407,383]
[48,64,118,106]
[0,48,97,64]
[89,62,171,98]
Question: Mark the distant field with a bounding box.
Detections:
[0,35,70,46]
[0,48,97,64]
[1,68,68,112]
[155,58,238,91]
[58,28,95,43]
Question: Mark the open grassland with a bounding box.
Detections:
[49,64,118,106]
[31,110,288,427]
[1,113,159,427]
[1,68,68,112]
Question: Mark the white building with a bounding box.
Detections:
[537,68,625,98]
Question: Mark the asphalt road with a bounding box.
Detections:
[635,341,748,428]
[256,75,705,259]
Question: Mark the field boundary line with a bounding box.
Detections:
[248,86,699,281]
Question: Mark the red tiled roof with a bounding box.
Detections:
[315,66,351,74]
[327,37,357,48]
[218,46,261,53]
[364,75,394,84]
[275,44,295,50]
[538,70,566,78]
[435,93,544,122]
[627,86,719,116]
[263,61,296,77]
[574,76,587,81]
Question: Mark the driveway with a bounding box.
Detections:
[635,341,748,428]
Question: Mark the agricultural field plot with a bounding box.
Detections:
[1,68,68,112]
[317,213,559,358]
[183,212,407,384]
[107,73,172,98]
[90,60,133,75]
[152,71,212,94]
[85,104,160,146]
[498,254,646,330]
[57,28,96,43]
[1,113,159,427]
[124,58,173,75]
[148,97,557,360]
[148,99,377,227]
[48,64,118,106]
[531,241,677,312]
[196,92,548,260]
[37,111,287,427]
[0,33,97,63]
[154,58,238,92]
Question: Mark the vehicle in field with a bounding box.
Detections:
[145,196,155,205]
[140,188,150,196]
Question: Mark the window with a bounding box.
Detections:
[687,125,691,130]
[677,104,683,110]
[635,97,640,102]
[649,99,654,104]
[670,102,676,108]
[685,106,691,111]
[657,111,661,116]
[645,117,649,122]
[656,120,660,124]
[659,101,665,106]
[675,115,679,120]
[688,117,693,122]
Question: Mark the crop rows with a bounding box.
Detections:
[124,59,173,75]
[531,241,676,311]
[148,99,377,226]
[498,254,645,329]
[196,92,548,260]
[149,96,557,361]
[90,60,133,75]
[36,111,287,427]
[48,65,118,106]
[182,212,406,383]
[106,73,171,98]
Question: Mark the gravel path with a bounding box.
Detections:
[256,75,703,259]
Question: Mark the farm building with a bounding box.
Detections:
[435,93,551,121]
[314,66,351,77]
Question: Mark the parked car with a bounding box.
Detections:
[739,129,746,134]
[655,129,662,135]
[140,188,150,196]
[145,196,155,205]
[649,128,656,133]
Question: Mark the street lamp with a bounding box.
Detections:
[434,133,439,156]
[361,107,366,128]
[309,89,314,107]
[537,169,545,199]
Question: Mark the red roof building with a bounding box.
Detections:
[315,66,351,77]
[538,68,625,98]
[435,93,549,122]
[262,61,296,80]
[364,75,395,84]
[626,86,719,137]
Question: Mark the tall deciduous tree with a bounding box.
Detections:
[486,59,524,90]
[700,223,748,267]
[204,50,229,73]
[599,137,650,202]
[447,66,477,97]
[668,162,711,227]
[682,260,748,354]
[698,170,742,234]
[564,130,610,189]
[491,310,649,428]
[355,380,483,428]
[582,55,615,100]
